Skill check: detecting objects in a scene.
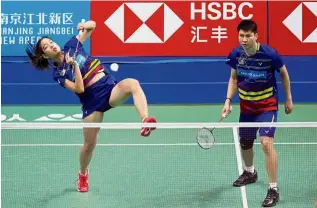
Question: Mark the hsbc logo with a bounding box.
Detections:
[283,2,317,43]
[104,3,183,43]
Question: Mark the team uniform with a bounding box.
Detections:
[226,43,284,140]
[52,36,117,119]
[27,31,157,194]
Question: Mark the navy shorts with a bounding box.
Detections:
[239,111,277,141]
[79,74,118,119]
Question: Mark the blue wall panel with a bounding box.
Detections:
[2,56,317,104]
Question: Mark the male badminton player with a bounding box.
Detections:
[26,20,157,192]
[222,20,293,207]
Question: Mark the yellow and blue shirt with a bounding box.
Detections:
[226,43,284,114]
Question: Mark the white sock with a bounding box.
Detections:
[245,166,255,173]
[269,183,278,190]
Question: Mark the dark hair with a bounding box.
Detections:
[237,20,257,33]
[26,36,50,70]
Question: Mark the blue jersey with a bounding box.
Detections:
[226,43,284,114]
[52,36,105,88]
[51,36,117,119]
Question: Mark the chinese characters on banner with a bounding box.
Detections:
[1,1,90,56]
[3,1,314,56]
[1,13,74,25]
[91,1,267,56]
[1,12,74,45]
[191,26,228,44]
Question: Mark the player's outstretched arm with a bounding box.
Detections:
[76,20,96,44]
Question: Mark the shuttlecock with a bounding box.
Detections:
[110,63,119,72]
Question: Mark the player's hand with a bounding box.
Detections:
[285,99,293,114]
[221,102,232,118]
[65,52,76,66]
[77,22,85,32]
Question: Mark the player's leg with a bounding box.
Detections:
[77,111,104,192]
[109,78,148,118]
[258,111,278,186]
[233,113,258,187]
[80,111,103,174]
[109,78,156,136]
[258,111,279,207]
[260,136,278,185]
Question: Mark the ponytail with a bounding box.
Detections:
[26,37,50,71]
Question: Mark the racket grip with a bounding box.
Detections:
[222,106,233,118]
[79,19,86,35]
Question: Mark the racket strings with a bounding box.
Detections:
[197,128,216,149]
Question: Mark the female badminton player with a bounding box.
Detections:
[26,20,157,192]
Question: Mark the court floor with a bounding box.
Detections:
[2,104,317,208]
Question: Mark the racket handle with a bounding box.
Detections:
[79,19,86,35]
[221,106,233,119]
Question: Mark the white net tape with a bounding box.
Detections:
[2,122,317,129]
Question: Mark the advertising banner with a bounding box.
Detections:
[268,1,317,55]
[91,1,267,56]
[1,1,90,56]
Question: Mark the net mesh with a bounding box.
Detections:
[1,122,317,208]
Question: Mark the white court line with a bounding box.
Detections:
[2,142,316,147]
[233,127,248,208]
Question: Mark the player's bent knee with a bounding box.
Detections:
[123,78,138,85]
[127,78,141,92]
[260,137,274,152]
[119,78,140,93]
[240,139,254,150]
[128,78,140,87]
[130,78,139,85]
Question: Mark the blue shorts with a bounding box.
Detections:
[239,111,277,141]
[79,74,117,119]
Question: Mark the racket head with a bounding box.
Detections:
[196,127,216,150]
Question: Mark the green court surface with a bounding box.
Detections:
[2,104,317,208]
